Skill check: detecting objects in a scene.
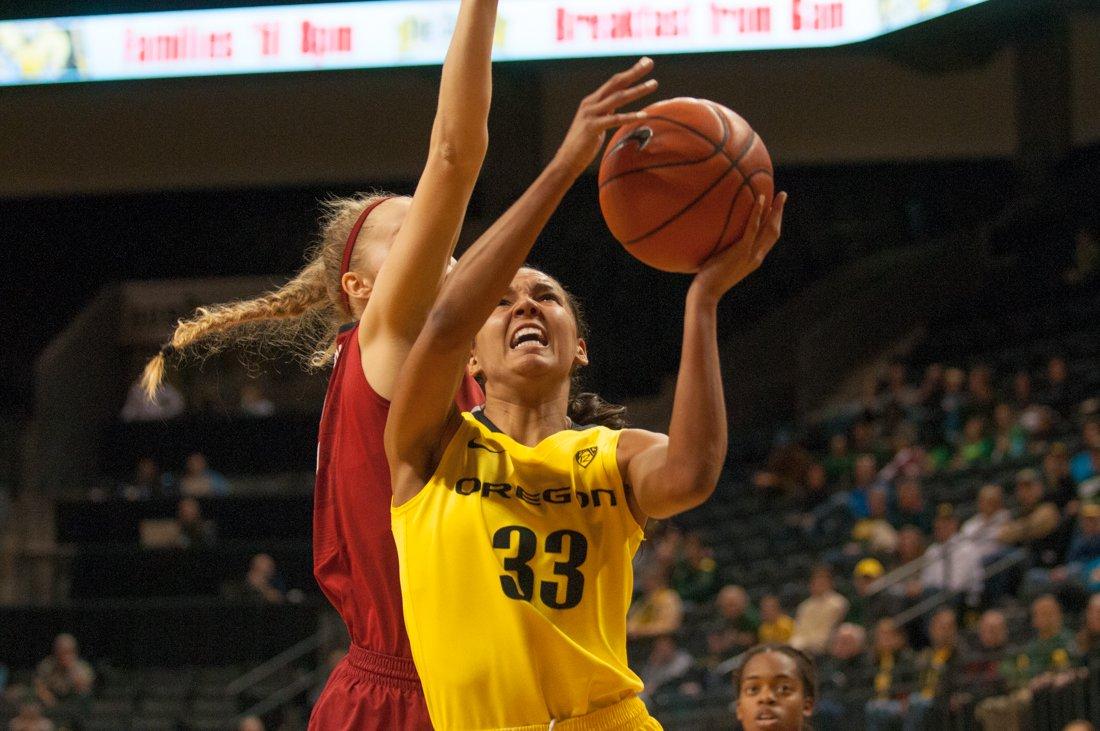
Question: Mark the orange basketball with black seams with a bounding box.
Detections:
[598,97,773,273]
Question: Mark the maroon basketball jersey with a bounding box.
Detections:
[314,324,483,655]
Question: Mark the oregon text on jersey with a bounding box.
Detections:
[452,476,619,508]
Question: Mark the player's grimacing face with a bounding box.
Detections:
[470,268,587,386]
[736,652,811,731]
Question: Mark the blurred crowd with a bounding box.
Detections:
[629,350,1100,729]
[92,453,229,503]
[0,630,299,731]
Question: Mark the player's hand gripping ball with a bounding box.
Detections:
[598,97,773,273]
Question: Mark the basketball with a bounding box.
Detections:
[598,97,774,273]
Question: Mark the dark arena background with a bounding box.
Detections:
[1,0,1099,728]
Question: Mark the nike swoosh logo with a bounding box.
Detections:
[467,440,505,454]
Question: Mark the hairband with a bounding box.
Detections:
[339,196,395,312]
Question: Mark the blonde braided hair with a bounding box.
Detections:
[140,191,398,399]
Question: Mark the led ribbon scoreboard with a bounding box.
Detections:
[0,0,990,86]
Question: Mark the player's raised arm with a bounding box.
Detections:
[385,58,658,499]
[619,192,787,520]
[357,0,498,396]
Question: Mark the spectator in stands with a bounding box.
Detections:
[1038,356,1074,416]
[627,567,683,640]
[0,683,19,725]
[632,524,679,589]
[939,367,968,444]
[908,608,966,728]
[1023,503,1100,599]
[960,483,1010,563]
[179,452,229,497]
[1020,401,1057,443]
[814,623,873,727]
[239,382,276,418]
[120,375,184,422]
[921,507,983,606]
[990,403,1027,464]
[851,416,887,464]
[1063,227,1099,287]
[9,698,53,731]
[799,466,852,540]
[893,526,926,568]
[961,610,1012,703]
[116,456,174,501]
[890,478,932,534]
[984,469,1061,600]
[670,531,719,605]
[238,716,265,731]
[1064,722,1097,731]
[879,528,938,648]
[824,433,855,488]
[1071,419,1100,485]
[878,423,928,484]
[240,553,286,603]
[175,497,216,549]
[638,634,696,704]
[864,618,918,730]
[786,461,830,517]
[761,436,815,495]
[846,454,880,520]
[1043,442,1078,510]
[790,565,849,655]
[975,597,1078,725]
[704,585,759,660]
[883,360,919,411]
[758,594,794,644]
[917,363,945,412]
[33,634,92,729]
[1075,593,1100,661]
[967,365,997,420]
[847,488,898,559]
[1012,595,1076,683]
[951,415,993,470]
[847,558,888,627]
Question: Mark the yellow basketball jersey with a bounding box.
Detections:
[391,411,645,730]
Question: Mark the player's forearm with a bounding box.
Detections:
[430,0,497,167]
[662,289,727,503]
[424,157,578,346]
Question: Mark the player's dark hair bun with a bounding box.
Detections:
[569,391,627,430]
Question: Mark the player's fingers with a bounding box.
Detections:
[593,110,649,132]
[759,192,787,244]
[591,78,658,115]
[593,57,654,99]
[739,195,767,246]
[752,192,787,263]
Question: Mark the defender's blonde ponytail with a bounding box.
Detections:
[140,192,396,400]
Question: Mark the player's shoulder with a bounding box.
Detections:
[616,427,668,458]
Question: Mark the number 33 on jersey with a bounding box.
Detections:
[392,410,645,727]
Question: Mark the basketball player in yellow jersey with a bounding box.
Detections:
[387,57,787,730]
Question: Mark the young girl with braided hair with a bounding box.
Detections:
[734,645,818,731]
[141,0,497,727]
